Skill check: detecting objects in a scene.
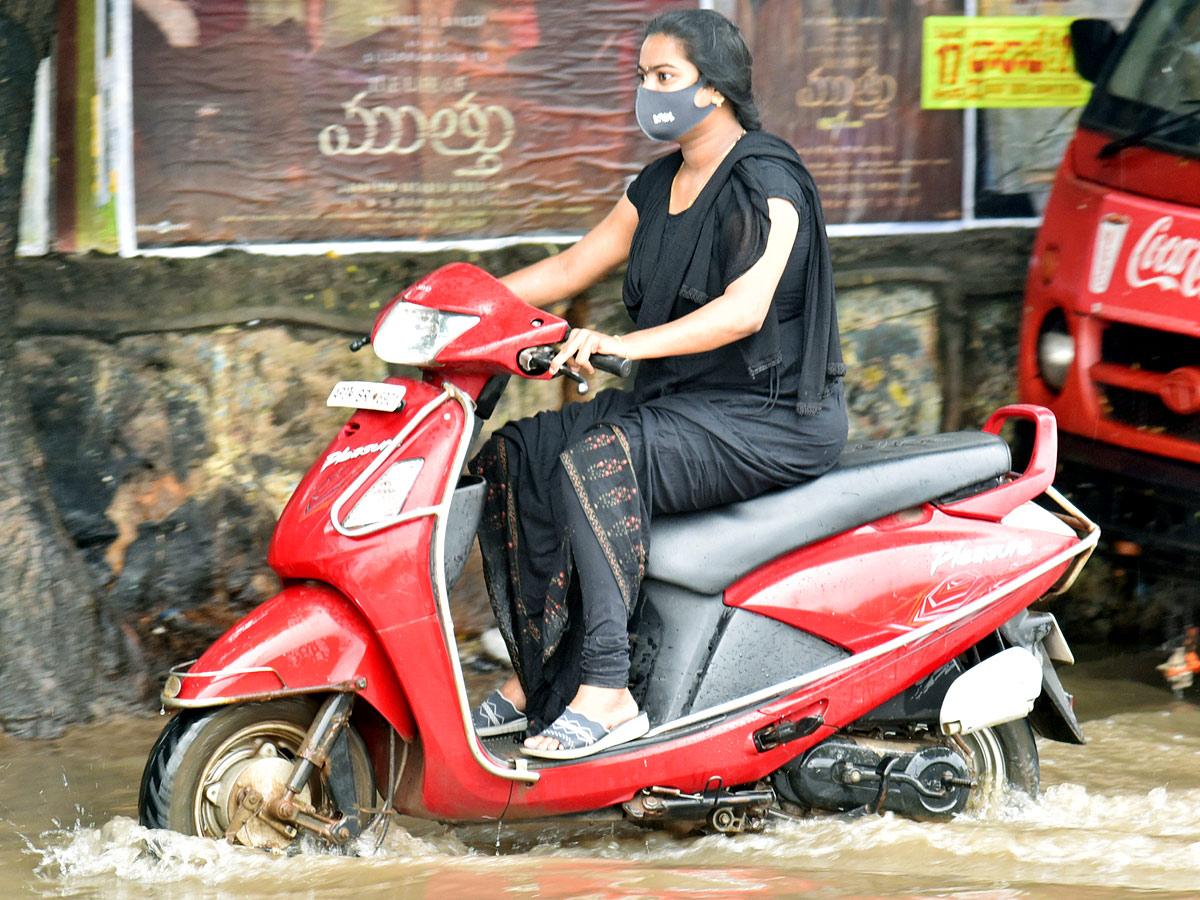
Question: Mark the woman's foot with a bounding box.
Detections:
[523,685,640,753]
[472,676,527,737]
[520,707,649,759]
[497,675,526,710]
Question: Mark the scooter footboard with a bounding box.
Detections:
[160,583,416,741]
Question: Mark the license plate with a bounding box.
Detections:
[326,381,407,412]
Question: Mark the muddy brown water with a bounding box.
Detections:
[3,650,1200,900]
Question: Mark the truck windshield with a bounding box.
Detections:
[1082,0,1200,157]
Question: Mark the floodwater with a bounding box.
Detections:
[3,650,1200,900]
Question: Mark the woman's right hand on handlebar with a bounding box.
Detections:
[550,328,631,376]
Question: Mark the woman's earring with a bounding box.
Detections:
[714,95,725,108]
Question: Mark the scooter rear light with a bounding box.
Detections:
[341,458,424,530]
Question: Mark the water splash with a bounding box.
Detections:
[28,815,473,897]
[33,818,256,885]
[14,703,1200,900]
[21,780,1200,900]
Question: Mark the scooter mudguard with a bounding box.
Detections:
[1000,609,1087,744]
[159,582,416,741]
[939,647,1043,736]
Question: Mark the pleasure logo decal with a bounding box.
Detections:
[321,440,392,471]
[930,538,1033,576]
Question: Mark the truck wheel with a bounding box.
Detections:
[139,697,376,849]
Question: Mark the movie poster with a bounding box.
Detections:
[735,0,965,225]
[129,0,683,247]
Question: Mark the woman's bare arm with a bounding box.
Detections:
[501,194,639,308]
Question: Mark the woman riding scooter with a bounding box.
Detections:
[469,9,848,759]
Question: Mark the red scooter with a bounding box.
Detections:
[139,263,1097,849]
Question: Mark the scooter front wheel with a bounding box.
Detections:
[138,697,376,850]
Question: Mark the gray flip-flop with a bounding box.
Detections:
[472,690,528,737]
[521,707,650,760]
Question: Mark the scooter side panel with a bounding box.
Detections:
[472,503,1082,820]
[165,583,416,741]
[498,566,1060,820]
[724,505,1077,652]
[628,582,849,724]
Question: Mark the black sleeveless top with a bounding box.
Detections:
[622,131,844,414]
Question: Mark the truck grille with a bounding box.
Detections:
[1096,323,1200,442]
[1052,450,1200,576]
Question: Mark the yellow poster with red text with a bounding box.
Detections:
[922,16,1091,109]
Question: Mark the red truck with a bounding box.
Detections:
[1018,0,1200,577]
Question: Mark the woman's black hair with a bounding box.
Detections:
[643,8,762,132]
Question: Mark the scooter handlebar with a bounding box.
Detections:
[561,328,634,377]
[518,347,633,379]
[592,353,634,378]
[516,346,631,397]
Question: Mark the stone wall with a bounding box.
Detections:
[12,228,1035,686]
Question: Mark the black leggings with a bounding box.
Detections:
[559,470,630,689]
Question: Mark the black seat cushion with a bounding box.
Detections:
[645,431,1011,595]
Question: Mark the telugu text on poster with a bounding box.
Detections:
[130,0,682,248]
[922,16,1091,109]
[737,0,965,226]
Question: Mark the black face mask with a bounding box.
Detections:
[635,79,715,142]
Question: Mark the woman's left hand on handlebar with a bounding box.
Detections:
[549,328,628,376]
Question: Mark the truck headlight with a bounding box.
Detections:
[1037,311,1075,393]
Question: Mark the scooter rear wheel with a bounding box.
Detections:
[957,719,1039,807]
[138,697,376,849]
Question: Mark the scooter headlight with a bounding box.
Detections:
[372,302,479,365]
[341,458,424,530]
[1036,310,1074,393]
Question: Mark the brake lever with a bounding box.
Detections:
[518,347,591,395]
[561,368,590,395]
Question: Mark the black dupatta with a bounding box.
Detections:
[622,131,844,414]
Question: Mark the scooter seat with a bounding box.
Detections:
[646,431,1011,595]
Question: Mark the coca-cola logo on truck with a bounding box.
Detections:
[1124,216,1200,298]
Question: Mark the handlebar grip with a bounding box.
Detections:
[592,354,633,378]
